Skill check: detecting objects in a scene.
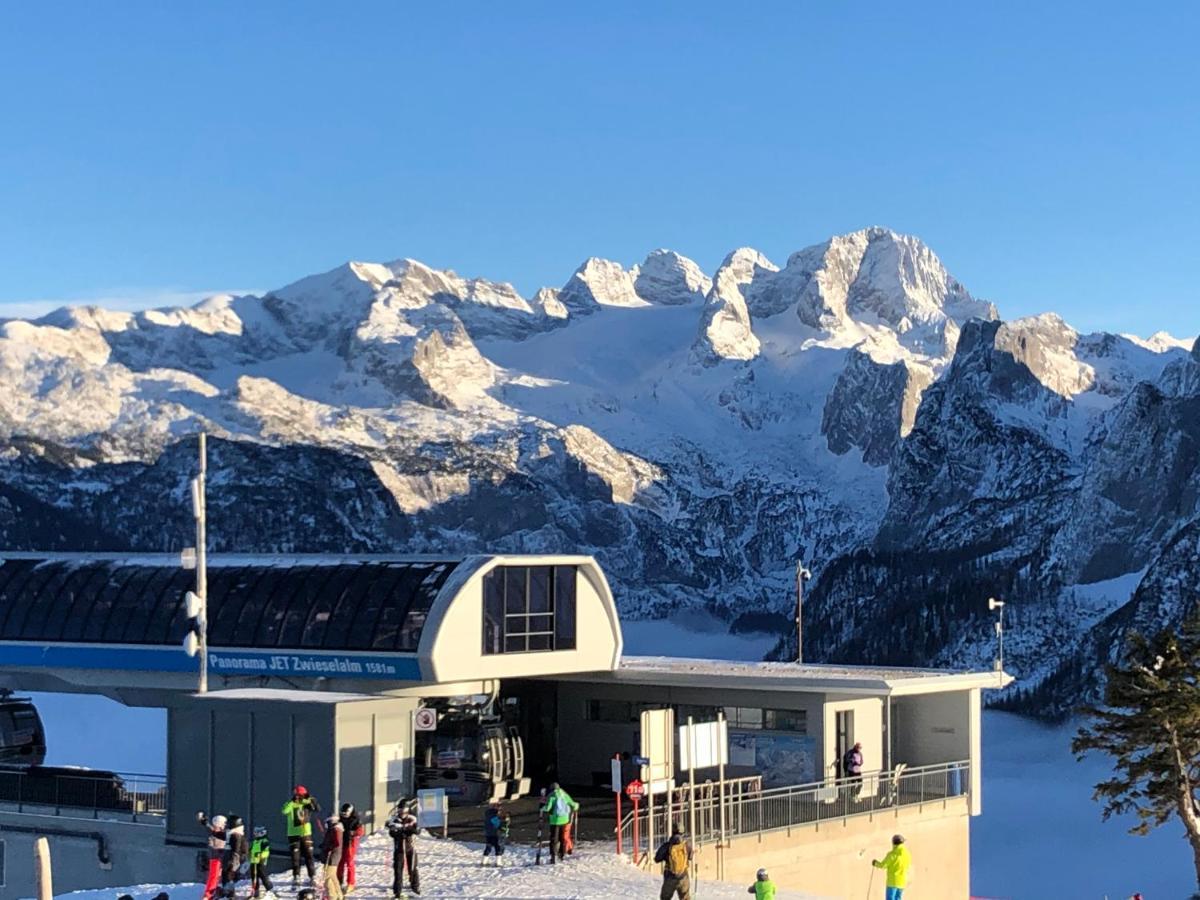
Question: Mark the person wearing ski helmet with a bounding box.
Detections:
[222,814,249,890]
[385,799,421,896]
[747,868,775,900]
[872,834,912,899]
[197,812,228,900]
[319,813,345,900]
[249,825,273,898]
[281,785,320,884]
[337,802,364,892]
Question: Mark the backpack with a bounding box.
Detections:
[552,793,570,819]
[666,839,689,877]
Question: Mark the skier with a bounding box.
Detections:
[653,823,693,900]
[223,814,250,893]
[386,799,421,896]
[747,868,775,900]
[249,825,273,899]
[319,814,344,900]
[481,800,510,866]
[336,803,364,893]
[282,785,320,885]
[541,782,579,864]
[197,812,228,900]
[871,834,912,900]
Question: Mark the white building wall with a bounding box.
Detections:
[891,690,972,769]
[426,559,621,683]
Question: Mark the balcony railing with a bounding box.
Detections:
[618,759,969,861]
[0,767,167,821]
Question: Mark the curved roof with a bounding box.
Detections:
[0,554,456,653]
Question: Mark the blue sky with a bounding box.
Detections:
[1,2,1197,335]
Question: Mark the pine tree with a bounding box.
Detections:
[1073,615,1200,893]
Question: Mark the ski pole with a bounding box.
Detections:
[866,864,875,900]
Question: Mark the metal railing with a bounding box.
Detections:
[0,768,167,821]
[618,759,969,860]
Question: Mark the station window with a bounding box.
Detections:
[724,707,807,734]
[482,565,577,654]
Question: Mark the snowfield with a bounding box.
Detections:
[52,833,823,900]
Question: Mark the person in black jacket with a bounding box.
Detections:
[337,803,364,892]
[386,801,421,896]
[222,814,250,893]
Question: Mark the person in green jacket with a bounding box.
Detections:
[540,783,579,864]
[747,868,775,900]
[249,825,273,898]
[282,785,320,884]
[872,834,912,900]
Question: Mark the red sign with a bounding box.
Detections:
[624,779,645,798]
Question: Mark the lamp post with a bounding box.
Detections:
[988,597,1005,686]
[182,433,209,693]
[795,561,812,664]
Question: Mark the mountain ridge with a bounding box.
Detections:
[0,225,1196,715]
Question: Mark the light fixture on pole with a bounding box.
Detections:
[181,432,208,693]
[795,561,812,665]
[988,597,1005,685]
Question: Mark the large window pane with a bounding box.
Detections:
[505,568,527,614]
[482,570,504,655]
[554,566,576,650]
[528,567,551,613]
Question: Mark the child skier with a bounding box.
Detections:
[747,868,776,900]
[197,812,227,900]
[871,834,912,900]
[386,800,421,896]
[249,825,273,899]
[481,801,510,866]
[319,814,344,900]
[282,785,320,885]
[337,803,364,893]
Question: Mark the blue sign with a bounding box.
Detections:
[0,642,423,681]
[633,755,650,766]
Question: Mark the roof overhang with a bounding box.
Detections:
[554,656,1013,697]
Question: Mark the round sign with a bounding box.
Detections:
[624,779,644,798]
[414,708,437,731]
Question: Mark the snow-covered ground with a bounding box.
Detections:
[54,832,822,900]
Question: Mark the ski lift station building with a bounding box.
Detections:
[0,552,1008,900]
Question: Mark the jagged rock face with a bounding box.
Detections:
[821,351,933,465]
[1,227,1198,716]
[634,250,712,306]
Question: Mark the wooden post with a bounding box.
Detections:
[34,836,53,900]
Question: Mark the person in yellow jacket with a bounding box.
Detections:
[872,834,911,900]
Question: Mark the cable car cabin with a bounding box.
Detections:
[0,693,45,765]
[415,702,530,806]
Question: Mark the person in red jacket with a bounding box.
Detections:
[337,803,364,892]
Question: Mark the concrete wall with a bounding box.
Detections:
[892,691,971,770]
[334,696,418,831]
[0,813,194,900]
[822,696,883,786]
[168,695,418,848]
[696,797,971,900]
[555,681,825,786]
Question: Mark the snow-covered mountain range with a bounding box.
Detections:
[2,226,1196,715]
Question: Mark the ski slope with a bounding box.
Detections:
[53,832,824,900]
